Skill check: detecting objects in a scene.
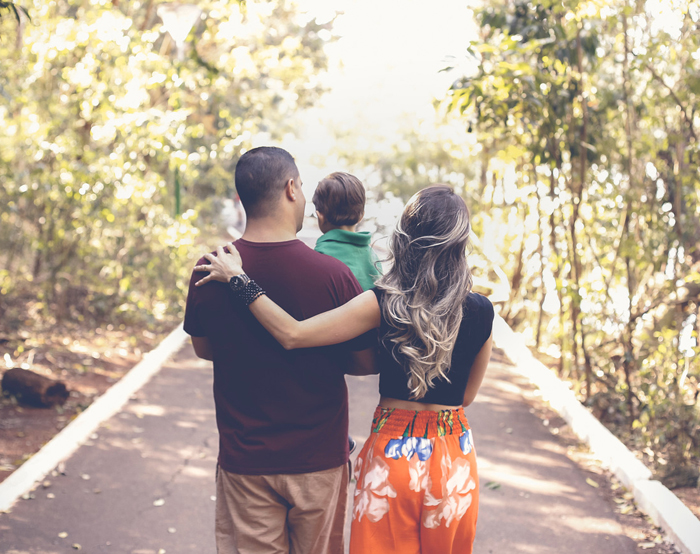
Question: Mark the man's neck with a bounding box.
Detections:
[242,217,298,243]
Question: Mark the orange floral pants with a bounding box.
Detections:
[349,406,479,554]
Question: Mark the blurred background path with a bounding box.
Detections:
[1,344,652,554]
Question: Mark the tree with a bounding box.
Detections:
[447,0,700,478]
[0,0,332,330]
[0,1,27,26]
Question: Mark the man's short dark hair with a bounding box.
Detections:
[312,172,366,227]
[235,147,298,218]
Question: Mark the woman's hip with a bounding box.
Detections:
[349,405,479,552]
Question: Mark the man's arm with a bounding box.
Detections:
[191,336,214,361]
[346,347,378,376]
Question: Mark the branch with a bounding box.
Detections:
[583,225,617,309]
[629,280,700,322]
[601,204,628,292]
[646,64,697,142]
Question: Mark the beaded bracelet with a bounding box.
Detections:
[233,280,266,306]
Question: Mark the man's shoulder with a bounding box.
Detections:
[288,242,363,300]
[237,237,357,281]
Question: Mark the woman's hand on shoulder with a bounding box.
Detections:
[194,242,244,286]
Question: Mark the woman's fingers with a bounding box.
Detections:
[224,242,243,263]
[194,273,211,287]
[219,243,243,272]
[193,242,244,287]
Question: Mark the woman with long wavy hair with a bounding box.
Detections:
[195,185,494,553]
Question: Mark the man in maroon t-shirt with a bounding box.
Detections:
[184,147,375,554]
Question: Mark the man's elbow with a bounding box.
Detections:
[349,367,378,376]
[347,349,377,376]
[350,362,378,376]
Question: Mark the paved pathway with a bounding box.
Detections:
[455,362,638,553]
[0,220,641,553]
[1,348,218,554]
[347,357,640,554]
[1,342,643,553]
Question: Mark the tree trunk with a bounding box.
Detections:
[572,26,589,396]
[621,6,638,426]
[624,256,637,424]
[504,204,528,325]
[548,164,565,376]
[2,368,69,407]
[532,166,545,350]
[480,145,490,198]
[140,0,157,32]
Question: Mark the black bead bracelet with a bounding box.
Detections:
[233,280,265,306]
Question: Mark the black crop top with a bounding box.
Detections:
[372,288,494,406]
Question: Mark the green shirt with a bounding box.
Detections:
[314,229,382,291]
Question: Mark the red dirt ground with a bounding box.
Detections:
[0,323,170,484]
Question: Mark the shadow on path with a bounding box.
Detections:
[1,344,642,554]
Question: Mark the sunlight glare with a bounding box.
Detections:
[278,0,478,187]
[646,0,685,39]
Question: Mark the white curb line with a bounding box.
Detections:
[0,323,188,513]
[634,480,700,554]
[492,315,700,554]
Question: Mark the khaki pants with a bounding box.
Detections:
[216,464,349,554]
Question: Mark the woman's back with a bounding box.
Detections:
[373,289,494,406]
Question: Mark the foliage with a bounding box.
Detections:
[0,0,331,331]
[337,124,477,201]
[0,1,28,26]
[447,0,700,474]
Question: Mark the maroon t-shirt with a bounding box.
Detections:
[184,238,367,475]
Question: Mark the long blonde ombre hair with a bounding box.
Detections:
[376,185,473,400]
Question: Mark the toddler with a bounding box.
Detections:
[313,172,382,455]
[313,172,382,292]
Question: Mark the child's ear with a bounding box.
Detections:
[316,210,331,233]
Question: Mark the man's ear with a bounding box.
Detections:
[316,210,327,226]
[283,178,296,201]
